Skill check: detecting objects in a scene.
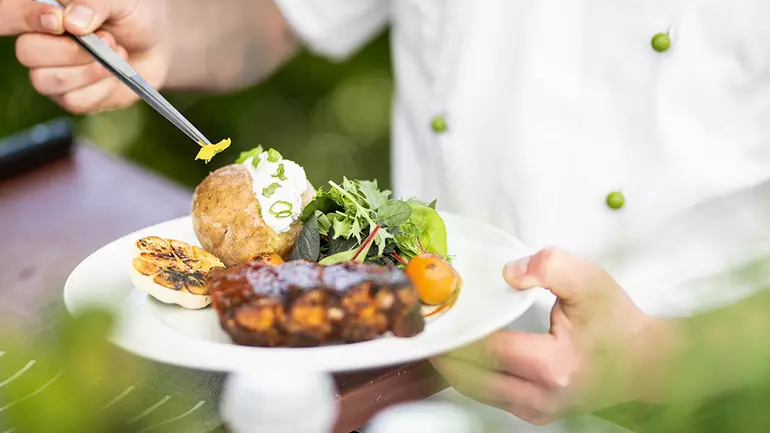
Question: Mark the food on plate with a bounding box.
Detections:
[295,178,449,266]
[195,138,232,163]
[291,177,461,316]
[206,260,425,347]
[250,252,285,266]
[191,146,315,266]
[129,236,225,309]
[405,252,459,306]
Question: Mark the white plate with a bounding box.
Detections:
[63,212,542,373]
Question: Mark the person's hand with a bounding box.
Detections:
[8,0,170,113]
[0,0,62,35]
[432,248,673,425]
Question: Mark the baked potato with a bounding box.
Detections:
[191,164,315,266]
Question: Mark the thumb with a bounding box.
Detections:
[58,0,134,35]
[502,248,615,305]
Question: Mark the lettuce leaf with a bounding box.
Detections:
[358,180,391,210]
[395,203,448,259]
[299,177,446,261]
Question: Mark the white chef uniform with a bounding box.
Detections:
[274,0,770,431]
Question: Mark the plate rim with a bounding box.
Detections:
[63,212,543,373]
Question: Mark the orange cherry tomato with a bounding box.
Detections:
[405,253,458,306]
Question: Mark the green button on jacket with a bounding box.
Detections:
[606,191,625,210]
[431,116,448,133]
[651,32,671,52]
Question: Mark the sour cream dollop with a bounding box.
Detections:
[242,150,309,234]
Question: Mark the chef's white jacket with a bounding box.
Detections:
[274,0,770,431]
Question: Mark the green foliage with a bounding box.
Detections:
[0,309,208,433]
[0,41,64,137]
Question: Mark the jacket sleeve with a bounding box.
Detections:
[274,0,390,60]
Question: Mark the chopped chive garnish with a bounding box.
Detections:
[262,183,281,198]
[272,163,288,181]
[267,148,282,163]
[269,201,293,218]
[235,145,264,164]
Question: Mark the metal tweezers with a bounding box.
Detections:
[34,0,212,145]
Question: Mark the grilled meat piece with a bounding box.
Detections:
[206,260,425,347]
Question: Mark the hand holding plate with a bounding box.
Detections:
[431,248,665,424]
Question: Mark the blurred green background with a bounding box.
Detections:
[0,31,394,190]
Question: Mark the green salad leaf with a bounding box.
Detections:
[319,249,358,265]
[290,213,320,261]
[319,225,379,265]
[300,195,339,222]
[331,215,357,240]
[396,203,448,259]
[299,177,448,265]
[358,180,390,210]
[316,212,332,234]
[376,200,412,227]
[394,221,422,259]
[327,230,358,255]
[326,178,393,255]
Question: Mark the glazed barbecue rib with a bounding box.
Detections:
[206,260,425,347]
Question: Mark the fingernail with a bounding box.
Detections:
[504,256,531,281]
[65,5,95,30]
[40,12,60,32]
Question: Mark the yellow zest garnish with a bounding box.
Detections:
[195,138,232,164]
